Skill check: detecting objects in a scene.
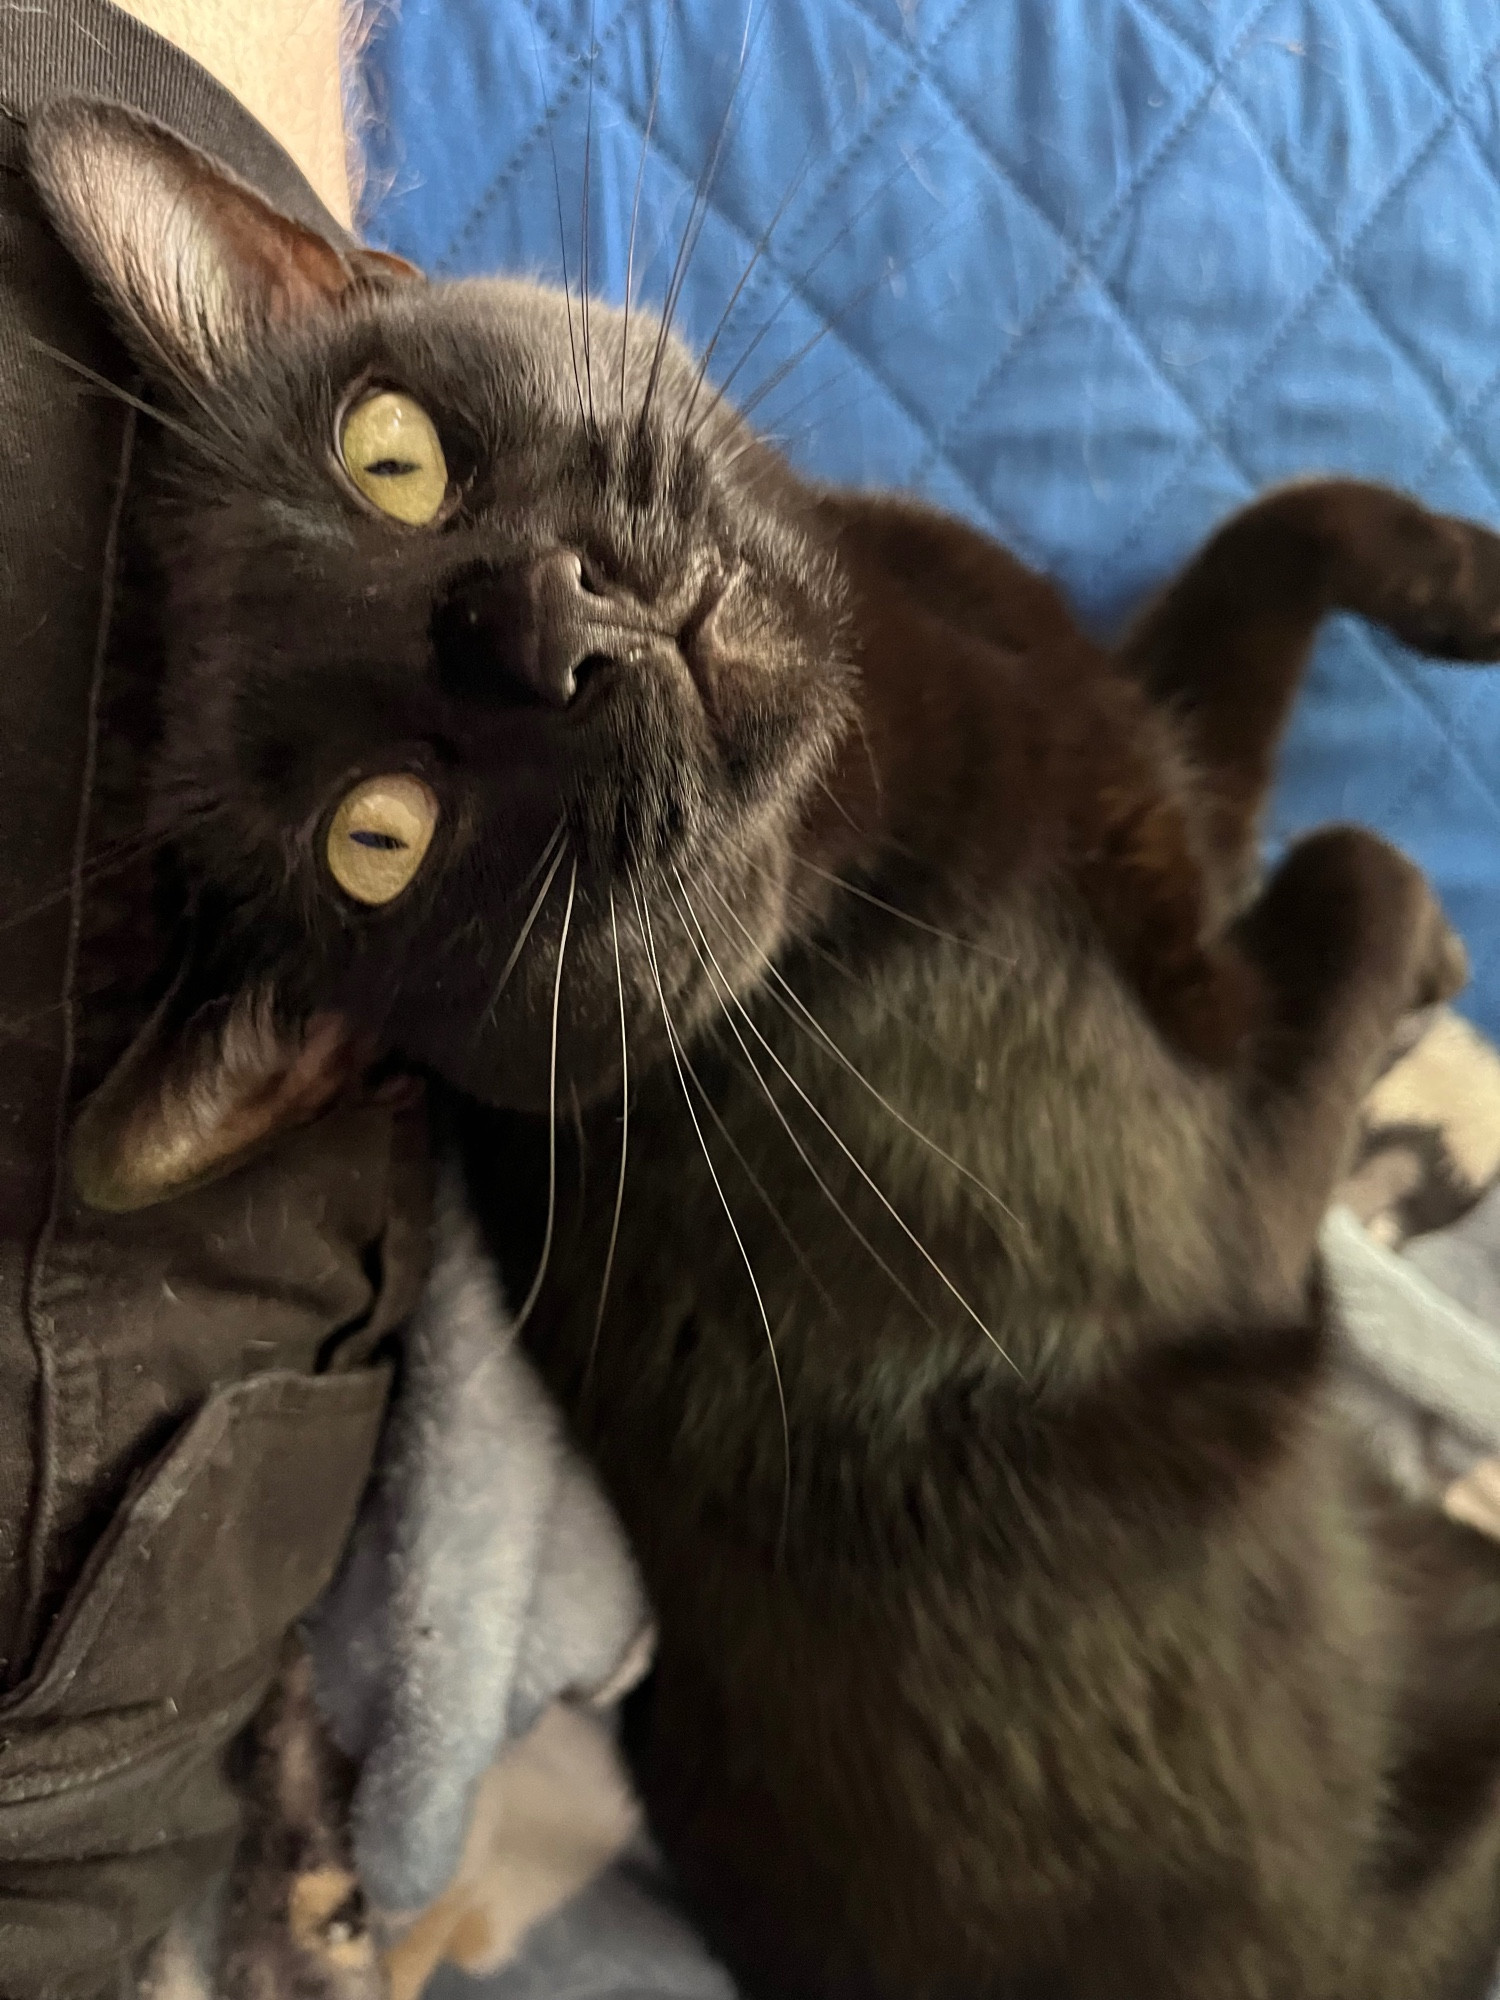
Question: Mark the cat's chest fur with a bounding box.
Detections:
[459,884,1368,2000]
[463,882,1262,1555]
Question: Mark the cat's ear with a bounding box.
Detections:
[26,96,424,384]
[70,987,377,1212]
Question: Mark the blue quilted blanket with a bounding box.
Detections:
[360,0,1500,1037]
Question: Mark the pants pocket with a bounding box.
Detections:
[0,1365,389,1997]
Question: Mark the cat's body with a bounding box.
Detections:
[465,489,1500,1999]
[24,99,1500,2000]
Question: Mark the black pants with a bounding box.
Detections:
[0,5,428,1993]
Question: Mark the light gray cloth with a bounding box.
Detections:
[425,1843,736,2000]
[1324,1204,1500,1496]
[305,1173,652,1915]
[1406,1177,1500,1331]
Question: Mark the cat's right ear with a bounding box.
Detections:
[26,96,423,385]
[69,985,378,1213]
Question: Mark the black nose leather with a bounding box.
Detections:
[434,551,639,709]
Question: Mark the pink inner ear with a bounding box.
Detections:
[70,1000,385,1213]
[203,1010,381,1174]
[246,1012,375,1125]
[354,247,426,286]
[268,232,362,322]
[28,99,428,382]
[210,179,364,323]
[215,199,425,327]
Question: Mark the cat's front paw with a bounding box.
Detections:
[1411,898,1469,1011]
[1388,513,1500,661]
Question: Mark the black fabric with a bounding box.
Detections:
[0,5,431,1993]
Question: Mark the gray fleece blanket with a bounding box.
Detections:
[306,1177,653,1919]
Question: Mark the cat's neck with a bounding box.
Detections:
[791,499,1255,1070]
[790,537,1082,913]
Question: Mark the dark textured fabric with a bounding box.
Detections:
[0,5,431,1993]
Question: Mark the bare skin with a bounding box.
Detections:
[110,0,353,224]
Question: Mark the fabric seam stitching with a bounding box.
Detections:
[16,401,136,1681]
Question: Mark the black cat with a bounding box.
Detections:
[30,96,1500,1999]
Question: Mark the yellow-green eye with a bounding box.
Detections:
[326,774,440,904]
[339,390,448,524]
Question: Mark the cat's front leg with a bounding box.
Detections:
[1119,484,1500,892]
[1227,824,1465,1290]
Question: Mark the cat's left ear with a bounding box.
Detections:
[70,987,379,1212]
[26,96,423,385]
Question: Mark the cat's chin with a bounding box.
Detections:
[379,979,654,1120]
[440,1046,629,1120]
[362,846,797,1116]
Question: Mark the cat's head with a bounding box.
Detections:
[28,98,853,1208]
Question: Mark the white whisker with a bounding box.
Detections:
[513,856,578,1334]
[587,887,631,1384]
[482,829,568,1029]
[701,870,1027,1240]
[792,854,1018,967]
[679,871,1022,1376]
[630,873,792,1552]
[666,869,938,1336]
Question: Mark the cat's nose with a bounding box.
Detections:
[433,552,645,710]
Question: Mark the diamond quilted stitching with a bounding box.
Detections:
[1377,636,1500,836]
[358,2,559,257]
[769,366,960,496]
[1229,0,1446,247]
[1268,624,1457,841]
[1077,435,1253,629]
[1092,90,1330,425]
[1349,119,1500,424]
[637,0,922,270]
[931,0,1207,242]
[520,33,1032,539]
[750,78,1074,440]
[946,275,1205,592]
[519,41,833,380]
[1129,0,1275,64]
[1470,39,1500,158]
[763,0,992,276]
[1218,279,1457,484]
[527,3,1064,555]
[849,0,977,42]
[1363,0,1495,98]
[535,0,660,40]
[1113,56,1500,556]
[367,0,648,270]
[1124,10,1500,550]
[1427,642,1500,742]
[904,0,1284,494]
[1409,445,1500,531]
